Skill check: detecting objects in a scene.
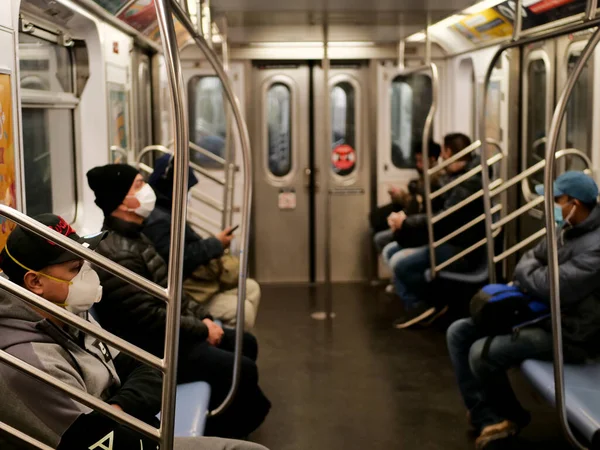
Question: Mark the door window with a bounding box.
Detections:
[390,74,432,169]
[19,32,77,222]
[188,75,226,168]
[564,51,592,172]
[266,83,292,178]
[330,81,356,177]
[525,57,548,189]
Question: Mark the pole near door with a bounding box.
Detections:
[315,18,335,319]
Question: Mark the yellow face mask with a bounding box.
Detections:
[4,245,75,308]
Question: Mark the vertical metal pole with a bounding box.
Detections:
[543,26,600,450]
[425,13,432,65]
[154,1,188,448]
[195,0,202,33]
[586,0,597,21]
[512,0,523,41]
[398,40,405,70]
[544,27,600,450]
[421,16,438,276]
[479,50,505,284]
[323,20,333,297]
[220,20,235,228]
[171,1,251,416]
[421,63,439,276]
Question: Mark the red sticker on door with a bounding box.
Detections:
[331,144,356,175]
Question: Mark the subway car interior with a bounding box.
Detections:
[2,0,600,449]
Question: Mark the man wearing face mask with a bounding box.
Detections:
[385,133,484,328]
[86,164,270,440]
[447,171,600,449]
[143,154,261,329]
[0,214,269,450]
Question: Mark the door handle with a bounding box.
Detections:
[304,167,320,192]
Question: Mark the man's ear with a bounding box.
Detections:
[23,271,44,295]
[116,203,128,212]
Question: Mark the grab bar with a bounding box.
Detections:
[172,0,253,418]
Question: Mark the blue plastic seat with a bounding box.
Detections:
[424,261,489,284]
[521,359,600,443]
[158,382,211,437]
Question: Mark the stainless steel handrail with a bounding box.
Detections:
[138,144,227,186]
[172,0,252,417]
[430,153,504,200]
[479,1,600,286]
[110,145,128,163]
[166,139,227,166]
[0,273,161,370]
[429,139,481,175]
[542,22,600,450]
[136,146,227,213]
[155,0,189,447]
[512,0,523,42]
[431,179,504,225]
[418,62,439,277]
[495,148,591,198]
[0,206,167,300]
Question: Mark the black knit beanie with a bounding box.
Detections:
[86,164,140,216]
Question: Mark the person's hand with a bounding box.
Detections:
[216,227,235,248]
[111,404,123,412]
[388,211,407,231]
[203,318,224,346]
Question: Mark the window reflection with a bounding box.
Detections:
[331,82,356,176]
[266,83,292,178]
[188,76,227,169]
[390,74,432,169]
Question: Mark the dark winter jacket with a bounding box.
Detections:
[394,156,485,250]
[0,291,163,450]
[514,204,600,360]
[144,195,224,279]
[390,170,445,215]
[94,216,210,357]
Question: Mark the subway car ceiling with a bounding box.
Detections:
[19,0,600,61]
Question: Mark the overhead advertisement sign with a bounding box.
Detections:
[452,0,596,43]
[452,8,513,44]
[493,0,590,31]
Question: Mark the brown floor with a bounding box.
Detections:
[251,283,572,450]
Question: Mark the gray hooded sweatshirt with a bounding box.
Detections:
[0,291,164,449]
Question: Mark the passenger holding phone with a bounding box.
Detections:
[143,154,261,329]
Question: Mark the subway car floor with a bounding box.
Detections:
[251,284,571,450]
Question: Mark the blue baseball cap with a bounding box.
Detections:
[535,171,599,204]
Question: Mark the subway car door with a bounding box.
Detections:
[251,65,311,283]
[313,63,371,283]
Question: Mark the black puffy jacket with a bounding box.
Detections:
[143,195,224,279]
[393,156,485,251]
[93,216,210,356]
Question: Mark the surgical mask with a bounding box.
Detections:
[127,184,156,218]
[554,202,576,228]
[63,262,103,314]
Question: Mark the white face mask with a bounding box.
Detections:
[127,183,156,218]
[64,262,103,314]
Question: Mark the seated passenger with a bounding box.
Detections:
[448,171,600,449]
[370,141,443,251]
[385,133,481,328]
[143,154,260,329]
[86,164,271,439]
[0,213,268,450]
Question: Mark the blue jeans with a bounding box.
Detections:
[374,229,395,253]
[446,318,553,430]
[387,243,465,309]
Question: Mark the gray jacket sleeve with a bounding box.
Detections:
[514,243,600,307]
